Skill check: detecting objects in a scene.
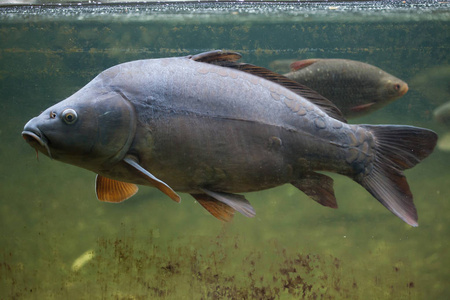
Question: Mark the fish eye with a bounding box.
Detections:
[62,108,78,125]
[394,84,401,91]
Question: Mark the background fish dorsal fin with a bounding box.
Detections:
[189,50,242,64]
[190,51,346,123]
[290,59,320,71]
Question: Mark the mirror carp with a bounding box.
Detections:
[22,51,437,226]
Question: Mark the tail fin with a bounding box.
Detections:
[356,125,437,226]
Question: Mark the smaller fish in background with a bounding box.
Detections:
[283,59,409,119]
[434,101,450,129]
[434,101,450,151]
[410,65,450,107]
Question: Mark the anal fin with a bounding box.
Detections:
[291,172,338,208]
[96,175,139,203]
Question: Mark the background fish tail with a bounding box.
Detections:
[355,125,438,226]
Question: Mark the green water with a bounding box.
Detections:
[1,1,449,299]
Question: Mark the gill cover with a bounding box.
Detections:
[92,91,137,167]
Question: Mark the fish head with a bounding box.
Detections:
[22,84,137,170]
[381,76,409,102]
[350,72,409,117]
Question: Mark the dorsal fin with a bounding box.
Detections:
[189,50,346,123]
[189,50,242,64]
[223,62,346,123]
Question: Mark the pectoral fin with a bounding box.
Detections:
[123,156,181,203]
[291,172,338,208]
[95,175,139,203]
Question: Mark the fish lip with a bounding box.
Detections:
[22,130,46,146]
[22,129,53,159]
[399,83,409,96]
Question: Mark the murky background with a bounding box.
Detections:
[1,1,449,299]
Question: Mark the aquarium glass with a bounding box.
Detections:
[1,1,449,299]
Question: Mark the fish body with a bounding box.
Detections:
[23,51,437,225]
[411,65,450,106]
[268,59,296,73]
[284,59,409,118]
[434,101,450,129]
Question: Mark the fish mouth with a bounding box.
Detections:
[398,83,409,97]
[22,129,53,159]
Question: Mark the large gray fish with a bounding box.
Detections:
[22,50,437,226]
[284,59,409,118]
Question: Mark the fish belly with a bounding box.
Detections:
[131,114,294,193]
[128,112,362,194]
